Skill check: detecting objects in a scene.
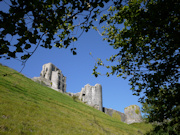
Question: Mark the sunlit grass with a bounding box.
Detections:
[0,64,153,134]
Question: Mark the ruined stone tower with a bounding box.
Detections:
[32,63,66,92]
[79,84,103,111]
[40,63,66,92]
[33,63,143,124]
[124,105,143,124]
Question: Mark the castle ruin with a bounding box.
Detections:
[32,63,66,93]
[78,84,103,111]
[32,63,143,124]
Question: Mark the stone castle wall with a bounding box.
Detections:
[124,105,143,124]
[32,63,66,92]
[72,84,142,124]
[78,84,103,111]
[103,107,127,123]
[32,63,143,124]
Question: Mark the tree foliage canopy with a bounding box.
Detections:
[0,0,112,60]
[94,0,179,134]
[0,0,180,134]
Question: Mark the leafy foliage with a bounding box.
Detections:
[72,94,79,102]
[0,0,111,61]
[135,109,139,114]
[94,0,180,134]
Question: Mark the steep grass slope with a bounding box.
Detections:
[0,64,152,135]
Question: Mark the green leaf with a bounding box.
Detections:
[29,37,36,44]
[99,2,104,8]
[72,37,77,42]
[24,44,31,49]
[72,51,77,55]
[117,74,122,77]
[16,47,23,52]
[21,54,31,60]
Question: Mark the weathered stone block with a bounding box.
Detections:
[33,63,66,93]
[103,107,126,123]
[124,105,143,124]
[78,84,103,111]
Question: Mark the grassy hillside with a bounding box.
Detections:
[0,64,153,135]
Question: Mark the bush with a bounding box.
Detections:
[135,109,140,114]
[72,95,79,102]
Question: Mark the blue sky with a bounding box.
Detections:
[0,30,142,113]
[0,1,143,114]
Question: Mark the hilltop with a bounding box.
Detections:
[0,64,152,134]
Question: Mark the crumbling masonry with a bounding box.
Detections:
[32,63,143,124]
[32,63,66,93]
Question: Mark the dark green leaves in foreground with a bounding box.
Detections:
[92,0,180,134]
[0,0,110,61]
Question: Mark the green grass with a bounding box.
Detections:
[112,112,121,122]
[0,64,153,134]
